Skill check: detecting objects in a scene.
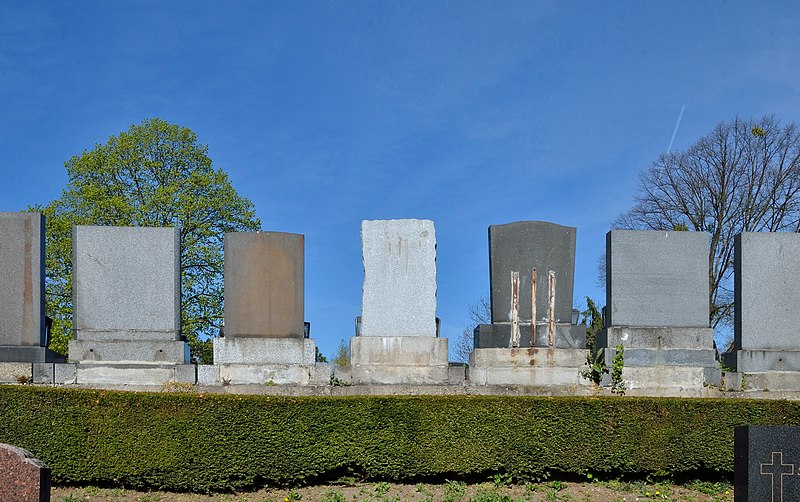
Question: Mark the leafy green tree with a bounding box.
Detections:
[33,118,260,362]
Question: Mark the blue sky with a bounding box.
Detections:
[2,1,798,358]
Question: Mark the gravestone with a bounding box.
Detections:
[735,426,800,502]
[475,221,584,349]
[597,230,719,391]
[0,213,62,363]
[720,233,800,390]
[348,219,448,384]
[0,443,51,502]
[68,226,191,385]
[212,231,324,385]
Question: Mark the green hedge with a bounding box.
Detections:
[1,385,800,492]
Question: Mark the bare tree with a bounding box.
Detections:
[615,116,800,348]
[453,295,491,362]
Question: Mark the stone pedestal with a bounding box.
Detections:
[469,347,589,386]
[348,336,449,385]
[474,322,586,349]
[212,337,323,384]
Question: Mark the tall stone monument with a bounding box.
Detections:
[469,221,588,386]
[209,231,325,385]
[0,213,63,364]
[721,232,800,391]
[67,226,192,385]
[348,219,449,384]
[598,230,719,392]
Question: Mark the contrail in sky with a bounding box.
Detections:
[667,105,686,154]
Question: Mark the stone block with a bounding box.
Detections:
[735,232,800,350]
[196,364,219,385]
[54,363,77,384]
[735,426,800,501]
[602,346,716,367]
[218,364,314,385]
[606,230,710,327]
[724,350,800,373]
[599,327,714,349]
[74,363,188,386]
[347,364,449,385]
[0,443,50,502]
[0,362,32,383]
[468,347,588,387]
[224,231,304,338]
[72,225,181,342]
[313,363,333,385]
[488,221,576,324]
[213,337,316,364]
[68,340,189,364]
[609,366,709,390]
[474,323,586,349]
[448,363,466,385]
[174,364,196,384]
[0,346,65,363]
[350,336,448,367]
[0,213,46,350]
[360,219,436,337]
[735,371,800,392]
[32,363,53,384]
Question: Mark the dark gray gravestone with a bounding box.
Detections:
[489,221,576,324]
[735,425,800,502]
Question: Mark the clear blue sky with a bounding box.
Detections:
[2,1,798,358]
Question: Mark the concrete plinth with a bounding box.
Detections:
[217,363,327,385]
[722,349,800,373]
[599,327,714,349]
[348,336,449,384]
[468,347,588,386]
[723,371,800,392]
[0,346,65,363]
[213,337,316,365]
[606,366,720,391]
[0,362,32,383]
[68,340,189,364]
[74,363,196,386]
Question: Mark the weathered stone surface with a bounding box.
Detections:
[349,336,449,384]
[213,337,316,365]
[72,225,181,342]
[0,213,46,348]
[0,346,64,363]
[604,366,715,390]
[32,363,54,384]
[723,350,800,373]
[360,219,436,337]
[0,362,32,383]
[75,364,194,386]
[196,364,219,385]
[473,323,586,349]
[602,346,717,367]
[606,230,710,327]
[53,363,77,384]
[735,426,800,502]
[69,340,188,363]
[599,327,714,349]
[224,232,304,338]
[468,348,588,386]
[489,221,576,324]
[735,232,800,351]
[217,364,320,385]
[0,443,50,502]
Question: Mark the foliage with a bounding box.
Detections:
[454,295,491,362]
[3,385,800,492]
[315,347,328,363]
[611,345,626,396]
[31,118,260,362]
[615,116,800,348]
[332,339,350,366]
[580,297,607,385]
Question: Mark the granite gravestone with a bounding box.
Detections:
[0,213,62,363]
[735,426,800,502]
[69,226,188,364]
[359,219,437,337]
[0,443,51,502]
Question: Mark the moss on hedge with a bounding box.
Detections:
[1,385,799,492]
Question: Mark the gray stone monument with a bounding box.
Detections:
[721,232,800,391]
[469,221,589,387]
[210,231,326,385]
[67,226,192,385]
[598,230,719,392]
[0,213,63,364]
[348,219,449,384]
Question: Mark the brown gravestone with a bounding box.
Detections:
[0,443,51,502]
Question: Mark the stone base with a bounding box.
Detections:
[602,366,721,390]
[69,363,196,386]
[722,371,800,392]
[602,346,717,367]
[0,362,34,383]
[468,347,589,386]
[348,336,449,384]
[68,340,189,364]
[474,323,586,349]
[212,362,330,385]
[0,346,66,363]
[721,349,800,372]
[599,326,714,349]
[213,337,315,364]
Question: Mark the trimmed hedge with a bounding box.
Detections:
[1,385,800,491]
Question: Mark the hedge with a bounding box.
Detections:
[1,385,800,492]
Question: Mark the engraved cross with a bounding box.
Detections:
[760,451,795,502]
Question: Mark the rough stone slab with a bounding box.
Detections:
[218,364,315,385]
[724,350,800,373]
[473,323,586,349]
[724,371,800,392]
[314,363,333,384]
[196,364,219,385]
[468,365,588,387]
[75,364,192,386]
[602,347,717,367]
[346,365,449,385]
[599,327,714,349]
[469,347,587,368]
[606,230,710,328]
[0,443,50,502]
[54,363,77,384]
[0,346,65,363]
[224,231,304,338]
[32,363,53,384]
[349,336,448,367]
[360,219,436,337]
[488,221,576,323]
[174,364,196,384]
[0,213,45,349]
[609,366,710,390]
[213,337,316,365]
[735,232,800,350]
[72,225,181,341]
[68,340,189,364]
[448,363,466,385]
[0,362,32,383]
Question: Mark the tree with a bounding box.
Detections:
[34,118,261,362]
[615,116,800,349]
[332,340,350,366]
[453,295,491,362]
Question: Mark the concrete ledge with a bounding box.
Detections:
[350,336,448,367]
[721,350,800,372]
[609,366,711,390]
[602,347,717,367]
[68,340,189,364]
[218,364,322,385]
[74,363,196,385]
[32,363,54,384]
[723,371,800,392]
[469,347,586,368]
[599,327,714,349]
[346,365,450,385]
[0,362,32,383]
[213,337,316,365]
